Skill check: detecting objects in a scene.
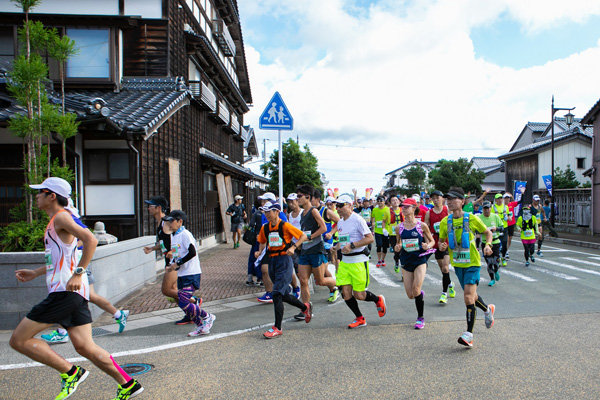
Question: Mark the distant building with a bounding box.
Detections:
[470,157,504,193]
[581,98,599,236]
[384,159,437,189]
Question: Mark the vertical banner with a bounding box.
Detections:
[513,180,527,217]
[542,175,553,196]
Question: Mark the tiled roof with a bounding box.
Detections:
[199,147,252,178]
[527,122,549,132]
[499,126,592,159]
[0,77,190,137]
[471,157,501,170]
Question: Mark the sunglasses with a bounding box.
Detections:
[39,189,53,195]
[296,193,305,198]
[335,203,347,208]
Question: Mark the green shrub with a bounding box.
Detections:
[0,218,48,252]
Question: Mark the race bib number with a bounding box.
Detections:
[362,210,370,220]
[159,240,167,254]
[303,231,312,242]
[339,234,350,247]
[402,238,420,252]
[268,232,283,248]
[376,221,383,229]
[433,221,441,233]
[524,229,534,237]
[45,249,53,271]
[453,249,471,264]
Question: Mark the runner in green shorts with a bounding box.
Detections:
[333,195,387,329]
[438,186,496,348]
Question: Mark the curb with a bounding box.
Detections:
[544,237,600,250]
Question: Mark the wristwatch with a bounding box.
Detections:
[350,242,356,249]
[74,266,85,275]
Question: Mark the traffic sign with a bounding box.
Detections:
[259,92,293,130]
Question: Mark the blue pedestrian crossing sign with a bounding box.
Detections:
[259,92,293,130]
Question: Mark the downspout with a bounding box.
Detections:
[51,133,81,198]
[126,133,142,238]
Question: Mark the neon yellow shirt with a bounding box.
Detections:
[438,213,488,268]
[371,206,390,235]
[516,216,538,240]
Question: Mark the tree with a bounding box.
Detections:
[400,165,427,194]
[553,165,580,189]
[428,158,486,194]
[260,139,323,195]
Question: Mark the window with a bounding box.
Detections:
[66,28,110,78]
[203,171,217,207]
[0,26,15,62]
[86,150,131,183]
[577,157,585,169]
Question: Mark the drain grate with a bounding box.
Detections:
[121,363,154,376]
[91,327,113,337]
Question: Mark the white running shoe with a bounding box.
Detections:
[200,313,216,335]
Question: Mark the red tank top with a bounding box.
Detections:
[427,206,448,248]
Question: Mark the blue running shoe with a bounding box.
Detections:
[116,310,129,333]
[293,286,301,299]
[41,330,69,344]
[257,292,273,303]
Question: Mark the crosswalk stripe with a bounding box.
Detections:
[510,260,578,280]
[498,269,537,282]
[561,257,600,268]
[540,258,600,276]
[369,267,401,287]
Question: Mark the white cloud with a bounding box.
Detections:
[240,0,600,193]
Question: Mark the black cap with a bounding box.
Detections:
[443,190,463,199]
[162,209,187,224]
[430,190,443,197]
[482,201,492,208]
[145,196,168,211]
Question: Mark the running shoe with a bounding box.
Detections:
[112,379,143,400]
[439,293,448,304]
[116,310,129,333]
[348,316,367,329]
[502,258,507,267]
[175,315,194,325]
[328,288,339,303]
[376,261,382,268]
[294,311,306,321]
[376,295,386,317]
[200,313,216,334]
[525,261,530,267]
[257,280,265,287]
[257,292,273,303]
[530,256,535,263]
[495,270,500,281]
[448,284,456,298]
[381,261,386,267]
[264,326,282,339]
[303,302,313,323]
[458,331,473,347]
[165,296,177,303]
[505,251,510,259]
[55,366,89,400]
[488,279,495,287]
[485,304,495,329]
[245,280,256,287]
[293,286,301,299]
[537,250,543,257]
[187,323,205,337]
[414,317,424,330]
[394,265,400,273]
[41,330,69,344]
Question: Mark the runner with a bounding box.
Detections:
[10,177,143,400]
[503,192,518,260]
[371,195,391,267]
[424,190,455,304]
[226,194,247,249]
[394,197,435,329]
[387,195,404,275]
[531,195,546,257]
[478,201,504,286]
[246,198,264,286]
[162,210,216,337]
[311,190,339,302]
[255,202,312,338]
[325,197,341,272]
[334,195,387,329]
[516,206,541,267]
[438,186,496,347]
[411,194,429,223]
[491,193,510,267]
[286,193,303,299]
[296,184,339,311]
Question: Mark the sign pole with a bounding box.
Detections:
[278,129,283,208]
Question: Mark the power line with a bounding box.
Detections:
[300,141,505,151]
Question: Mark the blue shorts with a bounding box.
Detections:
[299,253,328,268]
[178,273,201,290]
[453,266,480,289]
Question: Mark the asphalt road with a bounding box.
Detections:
[2,242,600,399]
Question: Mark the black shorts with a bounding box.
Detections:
[507,225,515,236]
[178,273,201,290]
[26,292,92,329]
[434,248,448,260]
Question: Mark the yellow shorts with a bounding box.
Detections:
[336,260,370,292]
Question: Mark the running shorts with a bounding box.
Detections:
[336,260,370,292]
[299,253,328,268]
[26,292,92,328]
[177,273,201,290]
[453,266,480,289]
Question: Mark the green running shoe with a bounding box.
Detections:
[439,293,448,304]
[328,288,339,303]
[116,310,129,333]
[112,380,144,400]
[394,265,400,273]
[55,366,89,400]
[448,284,456,298]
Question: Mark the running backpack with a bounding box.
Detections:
[448,213,471,250]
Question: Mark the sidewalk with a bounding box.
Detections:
[544,231,600,249]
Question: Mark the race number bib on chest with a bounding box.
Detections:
[402,238,420,252]
[376,221,383,229]
[45,248,53,272]
[362,210,370,220]
[524,229,533,237]
[339,234,350,247]
[268,232,283,248]
[433,222,441,233]
[453,249,471,264]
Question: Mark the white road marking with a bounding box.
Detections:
[561,257,600,268]
[424,274,442,285]
[369,267,401,287]
[499,269,537,282]
[511,260,578,280]
[540,259,600,276]
[543,246,600,257]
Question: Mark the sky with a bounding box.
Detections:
[238,0,600,195]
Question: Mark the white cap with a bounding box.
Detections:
[30,177,71,199]
[258,192,276,202]
[411,194,421,201]
[234,195,243,200]
[533,195,541,201]
[325,196,336,203]
[503,193,512,198]
[333,194,353,204]
[287,193,298,201]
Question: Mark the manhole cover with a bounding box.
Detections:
[121,363,154,376]
[91,327,112,337]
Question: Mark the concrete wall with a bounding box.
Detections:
[0,236,155,330]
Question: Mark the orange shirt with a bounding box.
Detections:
[257,220,303,252]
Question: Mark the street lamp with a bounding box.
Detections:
[550,95,575,227]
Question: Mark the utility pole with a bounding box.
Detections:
[262,138,267,176]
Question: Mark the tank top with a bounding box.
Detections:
[398,223,425,267]
[44,210,89,300]
[300,207,325,255]
[427,206,448,247]
[288,210,302,243]
[319,206,333,245]
[389,208,403,236]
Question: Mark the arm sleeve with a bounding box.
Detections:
[177,243,197,265]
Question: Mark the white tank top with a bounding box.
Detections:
[44,210,89,300]
[288,210,302,243]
